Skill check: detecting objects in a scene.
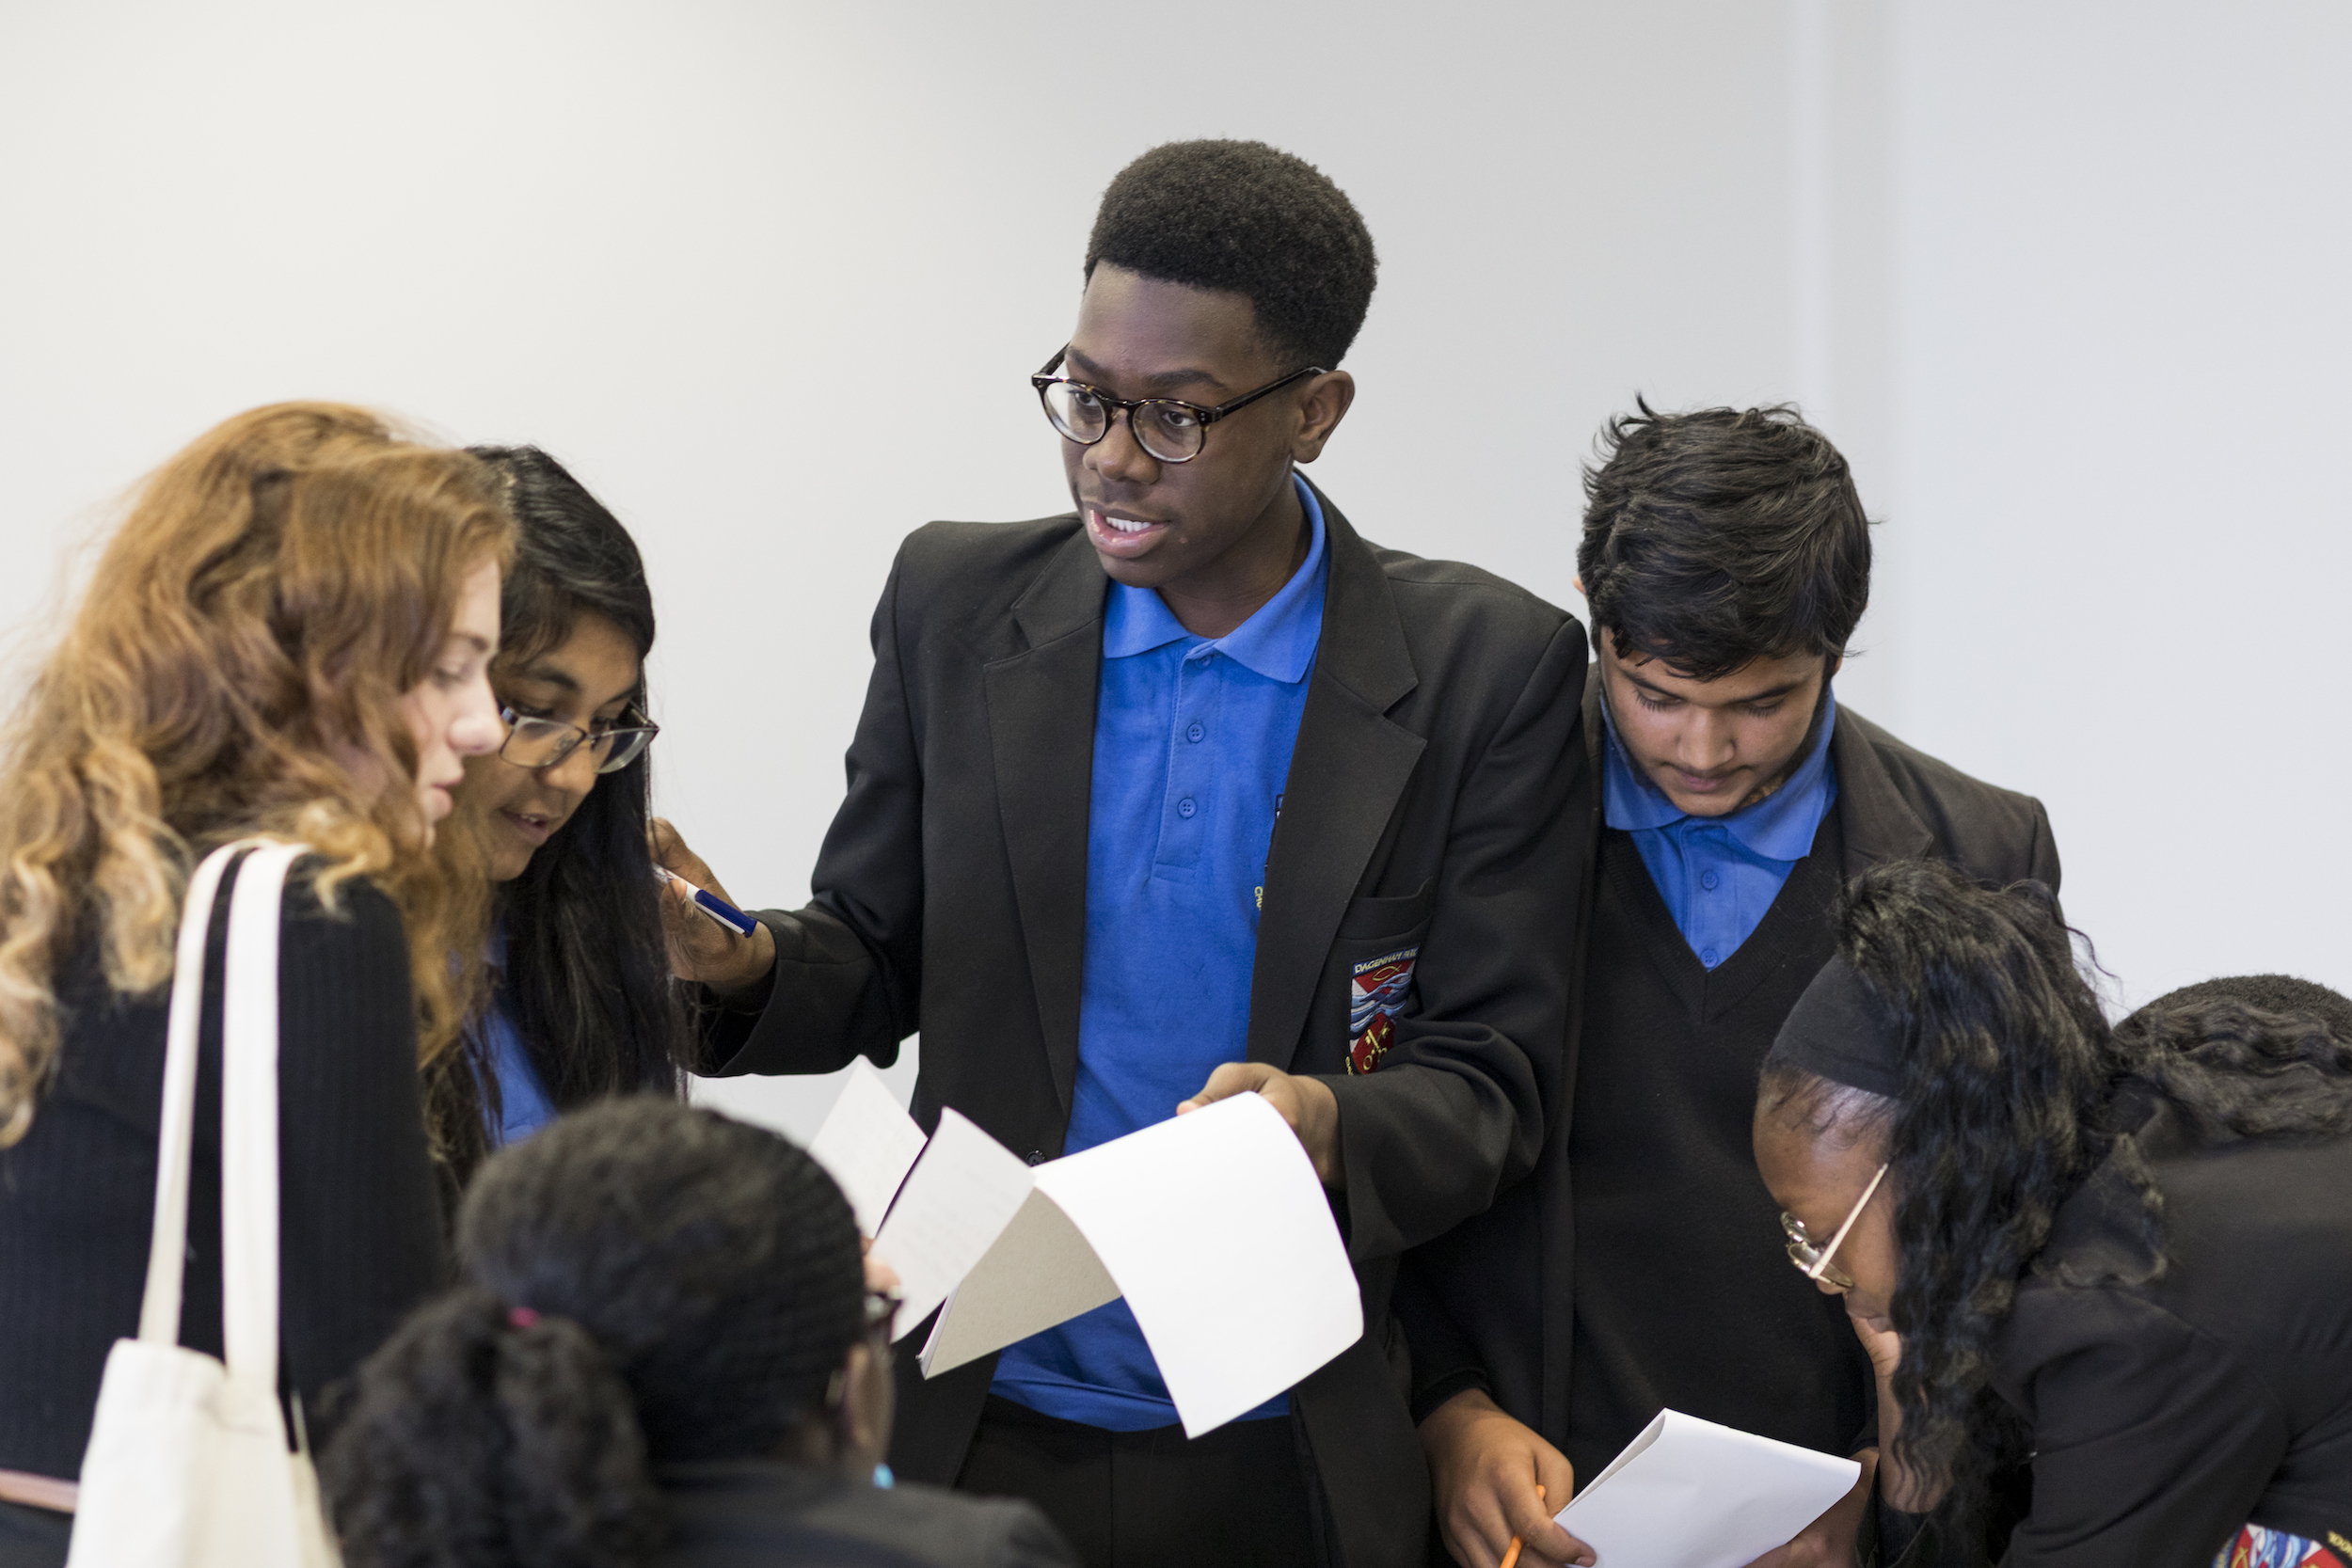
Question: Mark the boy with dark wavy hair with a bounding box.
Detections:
[1402,404,2061,1568]
[659,139,1587,1568]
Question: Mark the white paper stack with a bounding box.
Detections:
[1553,1410,1860,1568]
[801,1066,1362,1437]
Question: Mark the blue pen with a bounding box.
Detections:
[654,864,760,940]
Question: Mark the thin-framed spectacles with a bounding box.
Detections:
[864,1287,904,1342]
[1031,347,1325,465]
[1780,1162,1890,1292]
[497,703,660,775]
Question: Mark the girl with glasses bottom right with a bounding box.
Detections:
[1754,859,2352,1568]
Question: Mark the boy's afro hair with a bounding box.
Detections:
[1085,139,1376,369]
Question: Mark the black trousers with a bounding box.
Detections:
[956,1395,1325,1568]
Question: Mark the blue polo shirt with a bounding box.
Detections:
[990,475,1329,1431]
[1600,686,1839,968]
[469,927,559,1148]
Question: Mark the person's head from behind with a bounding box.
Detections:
[326,1099,889,1568]
[0,402,512,1145]
[1042,139,1374,597]
[1578,403,1869,817]
[1752,860,2352,1520]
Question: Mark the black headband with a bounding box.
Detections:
[1773,956,1908,1101]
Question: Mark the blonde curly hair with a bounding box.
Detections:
[0,402,515,1146]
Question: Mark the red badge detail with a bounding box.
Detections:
[1348,946,1419,1075]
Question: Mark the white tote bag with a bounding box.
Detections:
[67,840,342,1568]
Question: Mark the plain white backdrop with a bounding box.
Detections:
[2,2,2344,1140]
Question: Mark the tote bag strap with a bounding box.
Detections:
[135,839,267,1346]
[219,840,310,1392]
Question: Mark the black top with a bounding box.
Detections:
[1396,681,2061,1468]
[1561,815,1871,1478]
[1984,1093,2352,1562]
[0,855,447,1486]
[658,1461,1079,1568]
[694,482,1590,1568]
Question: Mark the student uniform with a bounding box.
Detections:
[1396,679,2058,1532]
[0,857,447,1568]
[657,1461,1081,1568]
[697,476,1587,1568]
[1878,1087,2352,1567]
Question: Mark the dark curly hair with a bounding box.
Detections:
[1085,139,1377,369]
[1758,860,2352,1530]
[324,1099,867,1568]
[429,447,690,1182]
[1578,401,1870,681]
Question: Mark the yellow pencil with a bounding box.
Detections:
[1499,1483,1546,1568]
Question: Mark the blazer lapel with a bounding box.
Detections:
[984,528,1108,1122]
[1247,481,1426,1070]
[1831,705,1934,877]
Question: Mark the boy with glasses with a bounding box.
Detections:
[1398,404,2060,1568]
[656,140,1587,1568]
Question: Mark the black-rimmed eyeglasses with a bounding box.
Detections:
[497,704,660,775]
[1031,347,1325,465]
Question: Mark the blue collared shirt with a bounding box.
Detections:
[990,475,1329,1432]
[1600,686,1840,969]
[470,927,558,1148]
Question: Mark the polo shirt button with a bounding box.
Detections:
[1187,722,1204,742]
[1702,948,1719,965]
[1177,797,1197,818]
[1700,870,1720,891]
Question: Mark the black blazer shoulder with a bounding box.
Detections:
[658,1461,1080,1568]
[1983,1101,2352,1556]
[1832,707,2060,891]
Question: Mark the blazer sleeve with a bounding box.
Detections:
[1994,1286,2286,1567]
[700,555,924,1077]
[275,875,448,1431]
[1323,618,1586,1259]
[2025,800,2061,895]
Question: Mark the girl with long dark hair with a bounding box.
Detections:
[323,1098,1078,1568]
[431,447,688,1178]
[1753,859,2352,1566]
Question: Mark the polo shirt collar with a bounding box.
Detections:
[1600,681,1840,861]
[1101,474,1328,682]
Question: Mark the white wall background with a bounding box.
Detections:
[2,2,2344,1140]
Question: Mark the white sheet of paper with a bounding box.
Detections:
[1033,1092,1361,1436]
[917,1187,1121,1378]
[806,1059,930,1237]
[1554,1409,1860,1568]
[869,1108,1035,1338]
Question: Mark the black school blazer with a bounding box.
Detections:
[1396,677,2062,1448]
[703,479,1589,1568]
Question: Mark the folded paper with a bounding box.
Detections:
[1553,1409,1860,1568]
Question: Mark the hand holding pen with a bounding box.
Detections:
[649,817,776,997]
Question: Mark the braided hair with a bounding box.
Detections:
[1758,860,2352,1529]
[324,1099,866,1568]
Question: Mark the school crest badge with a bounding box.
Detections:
[1348,946,1420,1074]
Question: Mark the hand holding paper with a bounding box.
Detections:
[1177,1060,1344,1187]
[1551,1411,1859,1568]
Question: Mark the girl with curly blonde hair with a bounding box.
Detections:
[0,402,514,1560]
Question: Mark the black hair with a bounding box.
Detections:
[1758,861,2352,1529]
[1085,139,1377,370]
[1578,401,1870,681]
[324,1100,867,1568]
[433,447,689,1180]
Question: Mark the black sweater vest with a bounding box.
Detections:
[1564,814,1874,1480]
